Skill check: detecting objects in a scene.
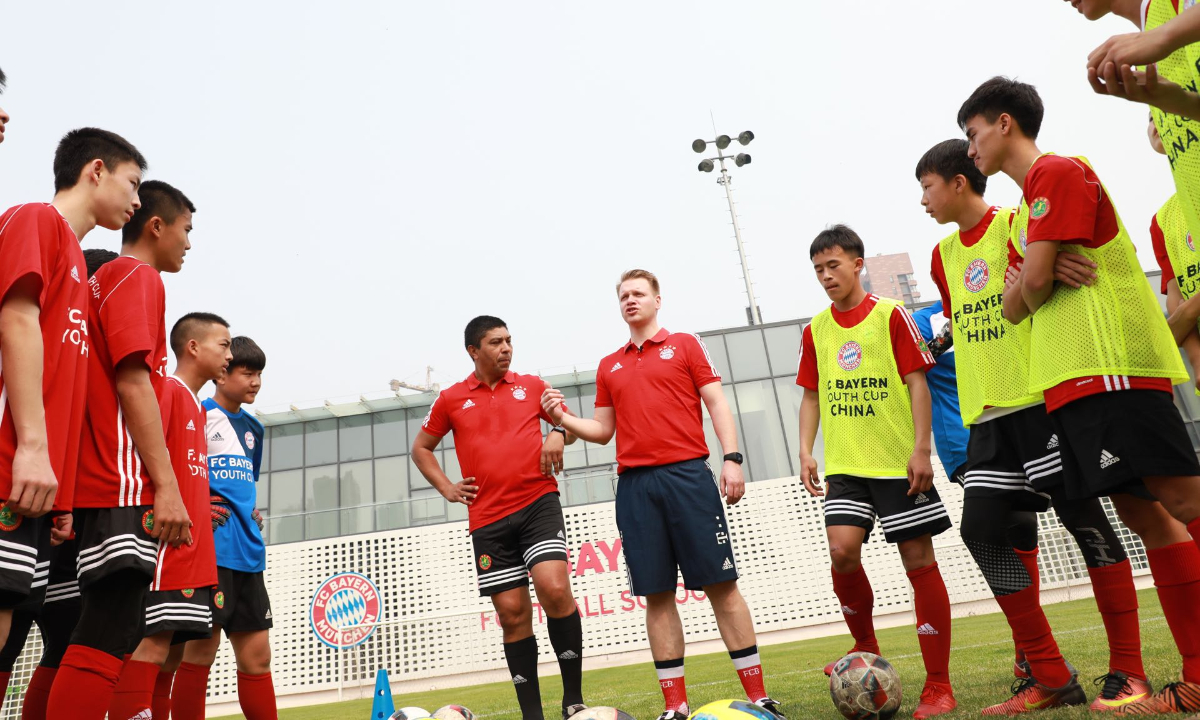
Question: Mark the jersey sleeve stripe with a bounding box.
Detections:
[96,263,147,313]
[686,333,722,378]
[897,307,935,365]
[0,203,34,237]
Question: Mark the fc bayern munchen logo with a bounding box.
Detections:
[0,506,21,532]
[310,572,382,650]
[837,341,863,371]
[1030,197,1050,219]
[244,431,256,450]
[964,258,989,293]
[1019,228,1028,254]
[1189,232,1195,253]
[512,386,527,401]
[659,345,676,360]
[479,554,493,570]
[141,510,155,534]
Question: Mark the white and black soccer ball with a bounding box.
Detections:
[829,651,903,720]
[569,708,637,720]
[390,708,432,720]
[432,705,476,720]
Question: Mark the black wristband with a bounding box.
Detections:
[723,452,744,465]
[550,426,567,438]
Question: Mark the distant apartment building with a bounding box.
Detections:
[862,252,921,305]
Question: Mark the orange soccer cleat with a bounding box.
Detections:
[1116,682,1200,715]
[1089,673,1152,712]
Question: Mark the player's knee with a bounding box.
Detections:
[182,637,219,667]
[828,543,861,574]
[897,536,935,571]
[536,582,576,617]
[1145,479,1200,525]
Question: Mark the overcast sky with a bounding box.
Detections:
[0,1,1173,411]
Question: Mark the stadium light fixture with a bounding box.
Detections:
[688,128,761,325]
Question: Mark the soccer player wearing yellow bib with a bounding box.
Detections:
[797,226,957,719]
[1147,116,1200,393]
[918,139,1148,711]
[963,75,1200,715]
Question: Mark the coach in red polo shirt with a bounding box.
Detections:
[541,270,783,720]
[412,316,586,720]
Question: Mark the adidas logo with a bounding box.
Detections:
[611,362,623,373]
[917,623,939,636]
[557,530,565,539]
[265,609,272,620]
[841,605,857,616]
[462,399,476,410]
[722,557,734,571]
[186,420,195,431]
[512,674,528,684]
[70,266,80,283]
[1100,449,1120,469]
[130,711,152,720]
[1047,434,1059,450]
[914,493,929,505]
[558,650,579,660]
[210,432,224,442]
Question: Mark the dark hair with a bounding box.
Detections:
[957,76,1044,140]
[0,66,6,91]
[122,179,195,245]
[53,128,147,193]
[170,312,229,357]
[915,139,987,195]
[82,248,119,278]
[464,315,507,350]
[810,224,865,260]
[229,336,266,372]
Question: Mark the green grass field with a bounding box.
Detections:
[216,588,1179,720]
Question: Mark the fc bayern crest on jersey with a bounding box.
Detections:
[512,386,527,401]
[1019,228,1028,254]
[244,431,256,450]
[660,345,676,360]
[310,572,382,650]
[1189,232,1195,253]
[837,341,863,371]
[964,259,989,293]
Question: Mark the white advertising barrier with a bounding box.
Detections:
[0,463,1150,718]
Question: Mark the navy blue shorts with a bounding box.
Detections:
[615,457,739,596]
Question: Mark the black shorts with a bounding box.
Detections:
[145,587,212,643]
[960,405,1059,513]
[1050,390,1200,500]
[823,475,953,543]
[471,492,568,597]
[616,458,738,596]
[0,511,50,609]
[213,566,273,635]
[15,535,80,613]
[74,506,158,589]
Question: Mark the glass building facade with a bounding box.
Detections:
[255,277,1200,544]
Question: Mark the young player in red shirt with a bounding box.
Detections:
[0,128,145,657]
[919,139,1150,710]
[965,75,1200,715]
[796,226,957,719]
[109,313,230,720]
[414,316,586,720]
[543,271,784,720]
[46,180,196,718]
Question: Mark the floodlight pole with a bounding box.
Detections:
[715,153,761,326]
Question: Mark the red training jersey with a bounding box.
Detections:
[795,294,934,391]
[595,329,720,473]
[151,375,216,591]
[1151,213,1177,295]
[0,204,89,512]
[1009,155,1171,412]
[422,371,559,532]
[76,257,168,508]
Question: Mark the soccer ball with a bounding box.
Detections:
[688,699,777,720]
[570,708,637,720]
[829,651,902,720]
[432,706,476,720]
[390,708,432,720]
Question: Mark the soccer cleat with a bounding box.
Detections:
[912,683,957,718]
[753,697,786,719]
[981,676,1087,715]
[654,709,689,720]
[1116,682,1200,714]
[1089,672,1151,711]
[563,704,589,719]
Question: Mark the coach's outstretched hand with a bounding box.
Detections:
[798,453,823,497]
[442,478,479,506]
[152,483,193,547]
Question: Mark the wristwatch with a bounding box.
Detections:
[723,452,744,464]
[550,426,567,438]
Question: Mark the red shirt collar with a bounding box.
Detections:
[465,370,517,390]
[958,206,999,248]
[624,327,671,353]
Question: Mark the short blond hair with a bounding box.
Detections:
[616,269,660,296]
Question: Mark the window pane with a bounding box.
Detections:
[699,335,733,383]
[305,419,338,467]
[376,503,409,532]
[577,383,597,415]
[269,516,303,544]
[305,509,339,540]
[723,331,771,381]
[340,460,373,508]
[443,450,463,487]
[271,469,303,515]
[339,415,373,462]
[701,384,746,476]
[733,380,791,481]
[261,429,272,471]
[269,424,304,471]
[257,473,269,510]
[375,456,409,504]
[773,377,804,467]
[373,410,408,457]
[763,324,803,378]
[340,506,374,535]
[407,408,432,451]
[305,464,339,513]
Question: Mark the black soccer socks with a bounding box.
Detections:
[548,610,584,708]
[504,635,544,720]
